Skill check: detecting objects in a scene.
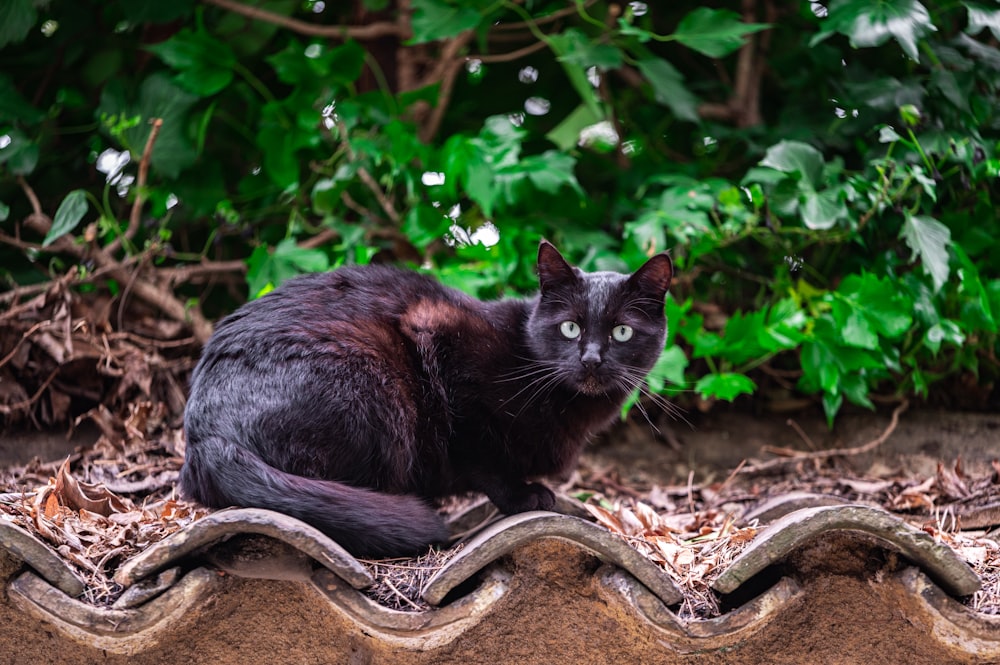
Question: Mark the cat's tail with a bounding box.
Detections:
[179,439,449,557]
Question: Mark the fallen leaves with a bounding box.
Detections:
[583,497,757,618]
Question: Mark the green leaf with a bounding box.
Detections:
[966,2,1000,41]
[925,321,965,355]
[546,103,603,151]
[43,190,89,247]
[98,73,200,178]
[0,74,43,123]
[0,201,8,222]
[0,0,36,49]
[953,245,996,333]
[816,0,937,61]
[801,188,844,230]
[0,128,39,175]
[551,29,624,70]
[672,8,770,58]
[644,345,689,393]
[635,58,699,123]
[837,273,913,338]
[694,373,756,401]
[901,214,951,292]
[760,140,823,187]
[246,238,329,298]
[822,390,845,426]
[146,26,236,96]
[548,31,607,121]
[409,0,481,44]
[835,301,879,349]
[520,151,583,196]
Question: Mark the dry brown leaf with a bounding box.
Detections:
[936,460,972,500]
[44,491,60,519]
[54,458,133,517]
[583,503,625,535]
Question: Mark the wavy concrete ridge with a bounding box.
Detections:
[1,504,997,661]
[714,504,982,596]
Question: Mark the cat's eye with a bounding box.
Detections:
[559,321,581,339]
[612,324,634,342]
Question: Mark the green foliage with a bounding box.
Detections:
[1,0,998,424]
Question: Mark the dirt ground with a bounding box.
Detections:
[2,405,998,664]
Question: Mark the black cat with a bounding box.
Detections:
[180,240,673,556]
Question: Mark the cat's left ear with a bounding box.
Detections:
[537,239,579,292]
[627,253,673,301]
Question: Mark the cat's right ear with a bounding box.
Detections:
[537,239,578,292]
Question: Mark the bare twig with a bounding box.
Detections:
[739,400,910,475]
[336,121,401,225]
[0,367,60,414]
[475,40,548,64]
[107,118,163,257]
[420,32,475,143]
[492,1,591,31]
[202,0,408,40]
[159,259,248,285]
[15,177,214,344]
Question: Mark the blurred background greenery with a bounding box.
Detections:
[1,0,998,425]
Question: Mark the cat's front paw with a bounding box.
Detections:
[492,482,556,514]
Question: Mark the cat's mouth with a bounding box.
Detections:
[574,373,613,396]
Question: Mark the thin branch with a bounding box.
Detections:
[0,367,60,415]
[739,400,910,475]
[107,118,163,257]
[17,175,45,220]
[202,0,408,40]
[15,178,214,344]
[159,259,248,285]
[492,1,591,31]
[336,121,401,225]
[420,32,475,143]
[474,39,548,64]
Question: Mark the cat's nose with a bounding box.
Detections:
[580,343,602,370]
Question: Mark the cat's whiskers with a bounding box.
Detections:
[616,363,691,428]
[495,358,570,419]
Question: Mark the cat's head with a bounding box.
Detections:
[526,240,673,397]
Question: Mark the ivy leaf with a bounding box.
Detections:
[760,140,823,187]
[635,58,699,123]
[99,74,200,178]
[672,8,770,58]
[837,273,913,338]
[0,128,39,175]
[816,0,936,62]
[925,320,965,355]
[546,103,603,151]
[409,0,481,44]
[548,30,607,121]
[43,190,89,247]
[552,28,624,70]
[645,345,689,392]
[901,214,951,292]
[246,238,329,298]
[520,151,583,196]
[835,301,879,349]
[694,373,756,401]
[0,0,35,49]
[801,188,844,230]
[965,2,1000,41]
[146,27,237,96]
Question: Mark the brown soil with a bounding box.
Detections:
[2,406,998,664]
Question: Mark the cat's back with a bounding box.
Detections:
[198,264,490,371]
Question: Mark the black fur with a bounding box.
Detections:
[180,241,673,556]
